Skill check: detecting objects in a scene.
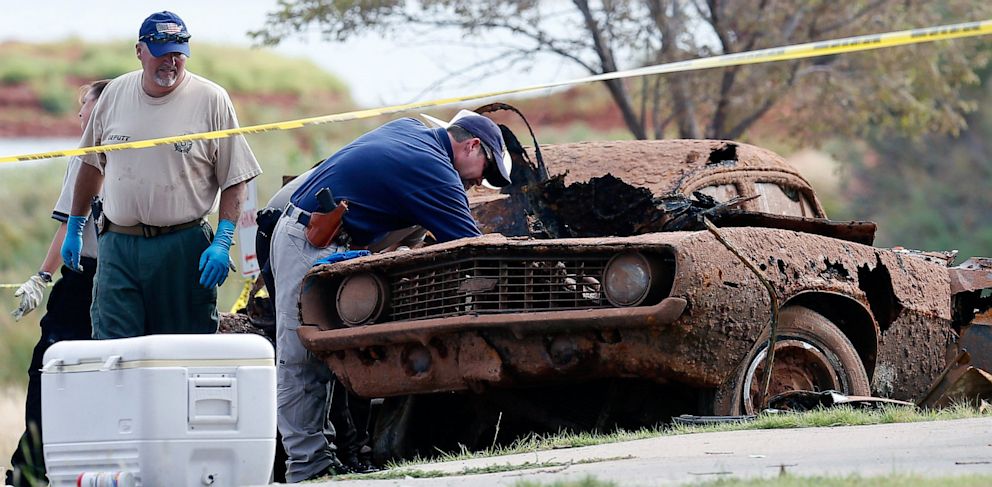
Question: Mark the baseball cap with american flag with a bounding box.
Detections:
[138,11,191,58]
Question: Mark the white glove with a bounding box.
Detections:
[11,274,48,321]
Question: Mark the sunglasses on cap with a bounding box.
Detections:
[139,31,191,44]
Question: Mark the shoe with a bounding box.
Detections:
[304,456,352,481]
[341,455,380,474]
[4,468,18,487]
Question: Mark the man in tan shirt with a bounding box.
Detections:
[62,11,262,337]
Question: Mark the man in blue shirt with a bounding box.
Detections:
[270,111,511,482]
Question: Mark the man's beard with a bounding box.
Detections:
[154,68,178,88]
[152,66,179,88]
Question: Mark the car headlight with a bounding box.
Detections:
[336,272,388,326]
[603,252,659,307]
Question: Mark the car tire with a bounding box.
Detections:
[714,305,871,415]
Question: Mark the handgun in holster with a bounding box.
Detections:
[305,188,349,248]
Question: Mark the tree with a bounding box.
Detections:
[831,51,992,260]
[251,1,990,142]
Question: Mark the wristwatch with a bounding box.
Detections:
[37,271,53,283]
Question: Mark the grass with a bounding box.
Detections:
[667,403,989,433]
[314,405,990,483]
[0,163,66,389]
[323,456,633,482]
[0,385,26,475]
[378,404,991,469]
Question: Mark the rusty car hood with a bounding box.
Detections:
[306,232,696,277]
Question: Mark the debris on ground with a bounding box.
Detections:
[917,350,992,410]
[767,390,914,412]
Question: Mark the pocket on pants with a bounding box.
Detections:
[277,311,308,365]
[192,284,218,306]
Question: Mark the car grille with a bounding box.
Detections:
[388,255,610,321]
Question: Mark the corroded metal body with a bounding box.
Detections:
[300,229,958,403]
[296,138,987,410]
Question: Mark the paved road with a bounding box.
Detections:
[295,417,992,486]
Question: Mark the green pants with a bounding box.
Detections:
[91,223,218,338]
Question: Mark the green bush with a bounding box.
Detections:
[186,44,349,96]
[0,55,45,85]
[0,316,39,386]
[75,47,135,80]
[36,76,75,115]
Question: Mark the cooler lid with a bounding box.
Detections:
[42,334,274,373]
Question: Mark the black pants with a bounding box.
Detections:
[6,258,96,487]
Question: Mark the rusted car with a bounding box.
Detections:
[296,123,992,458]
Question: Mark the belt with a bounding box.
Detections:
[284,203,311,227]
[284,203,355,247]
[105,219,204,238]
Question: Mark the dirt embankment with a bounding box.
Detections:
[0,85,352,138]
[0,84,82,137]
[0,79,627,139]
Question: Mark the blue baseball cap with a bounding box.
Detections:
[138,11,191,58]
[423,110,512,188]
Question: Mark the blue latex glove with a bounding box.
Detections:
[313,250,370,267]
[60,215,87,273]
[199,219,236,288]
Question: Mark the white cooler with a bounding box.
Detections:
[41,334,276,487]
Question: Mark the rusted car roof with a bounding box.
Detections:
[537,139,810,195]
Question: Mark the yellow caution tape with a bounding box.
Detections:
[1,19,990,164]
[4,276,251,315]
[1,282,53,289]
[229,277,256,314]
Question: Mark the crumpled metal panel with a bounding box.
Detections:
[917,350,992,409]
[959,323,992,371]
[948,257,992,294]
[768,390,913,411]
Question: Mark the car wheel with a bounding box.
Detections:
[716,306,871,415]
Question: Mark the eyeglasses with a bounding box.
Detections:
[480,143,497,171]
[139,31,191,44]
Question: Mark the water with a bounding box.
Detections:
[0,137,79,169]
